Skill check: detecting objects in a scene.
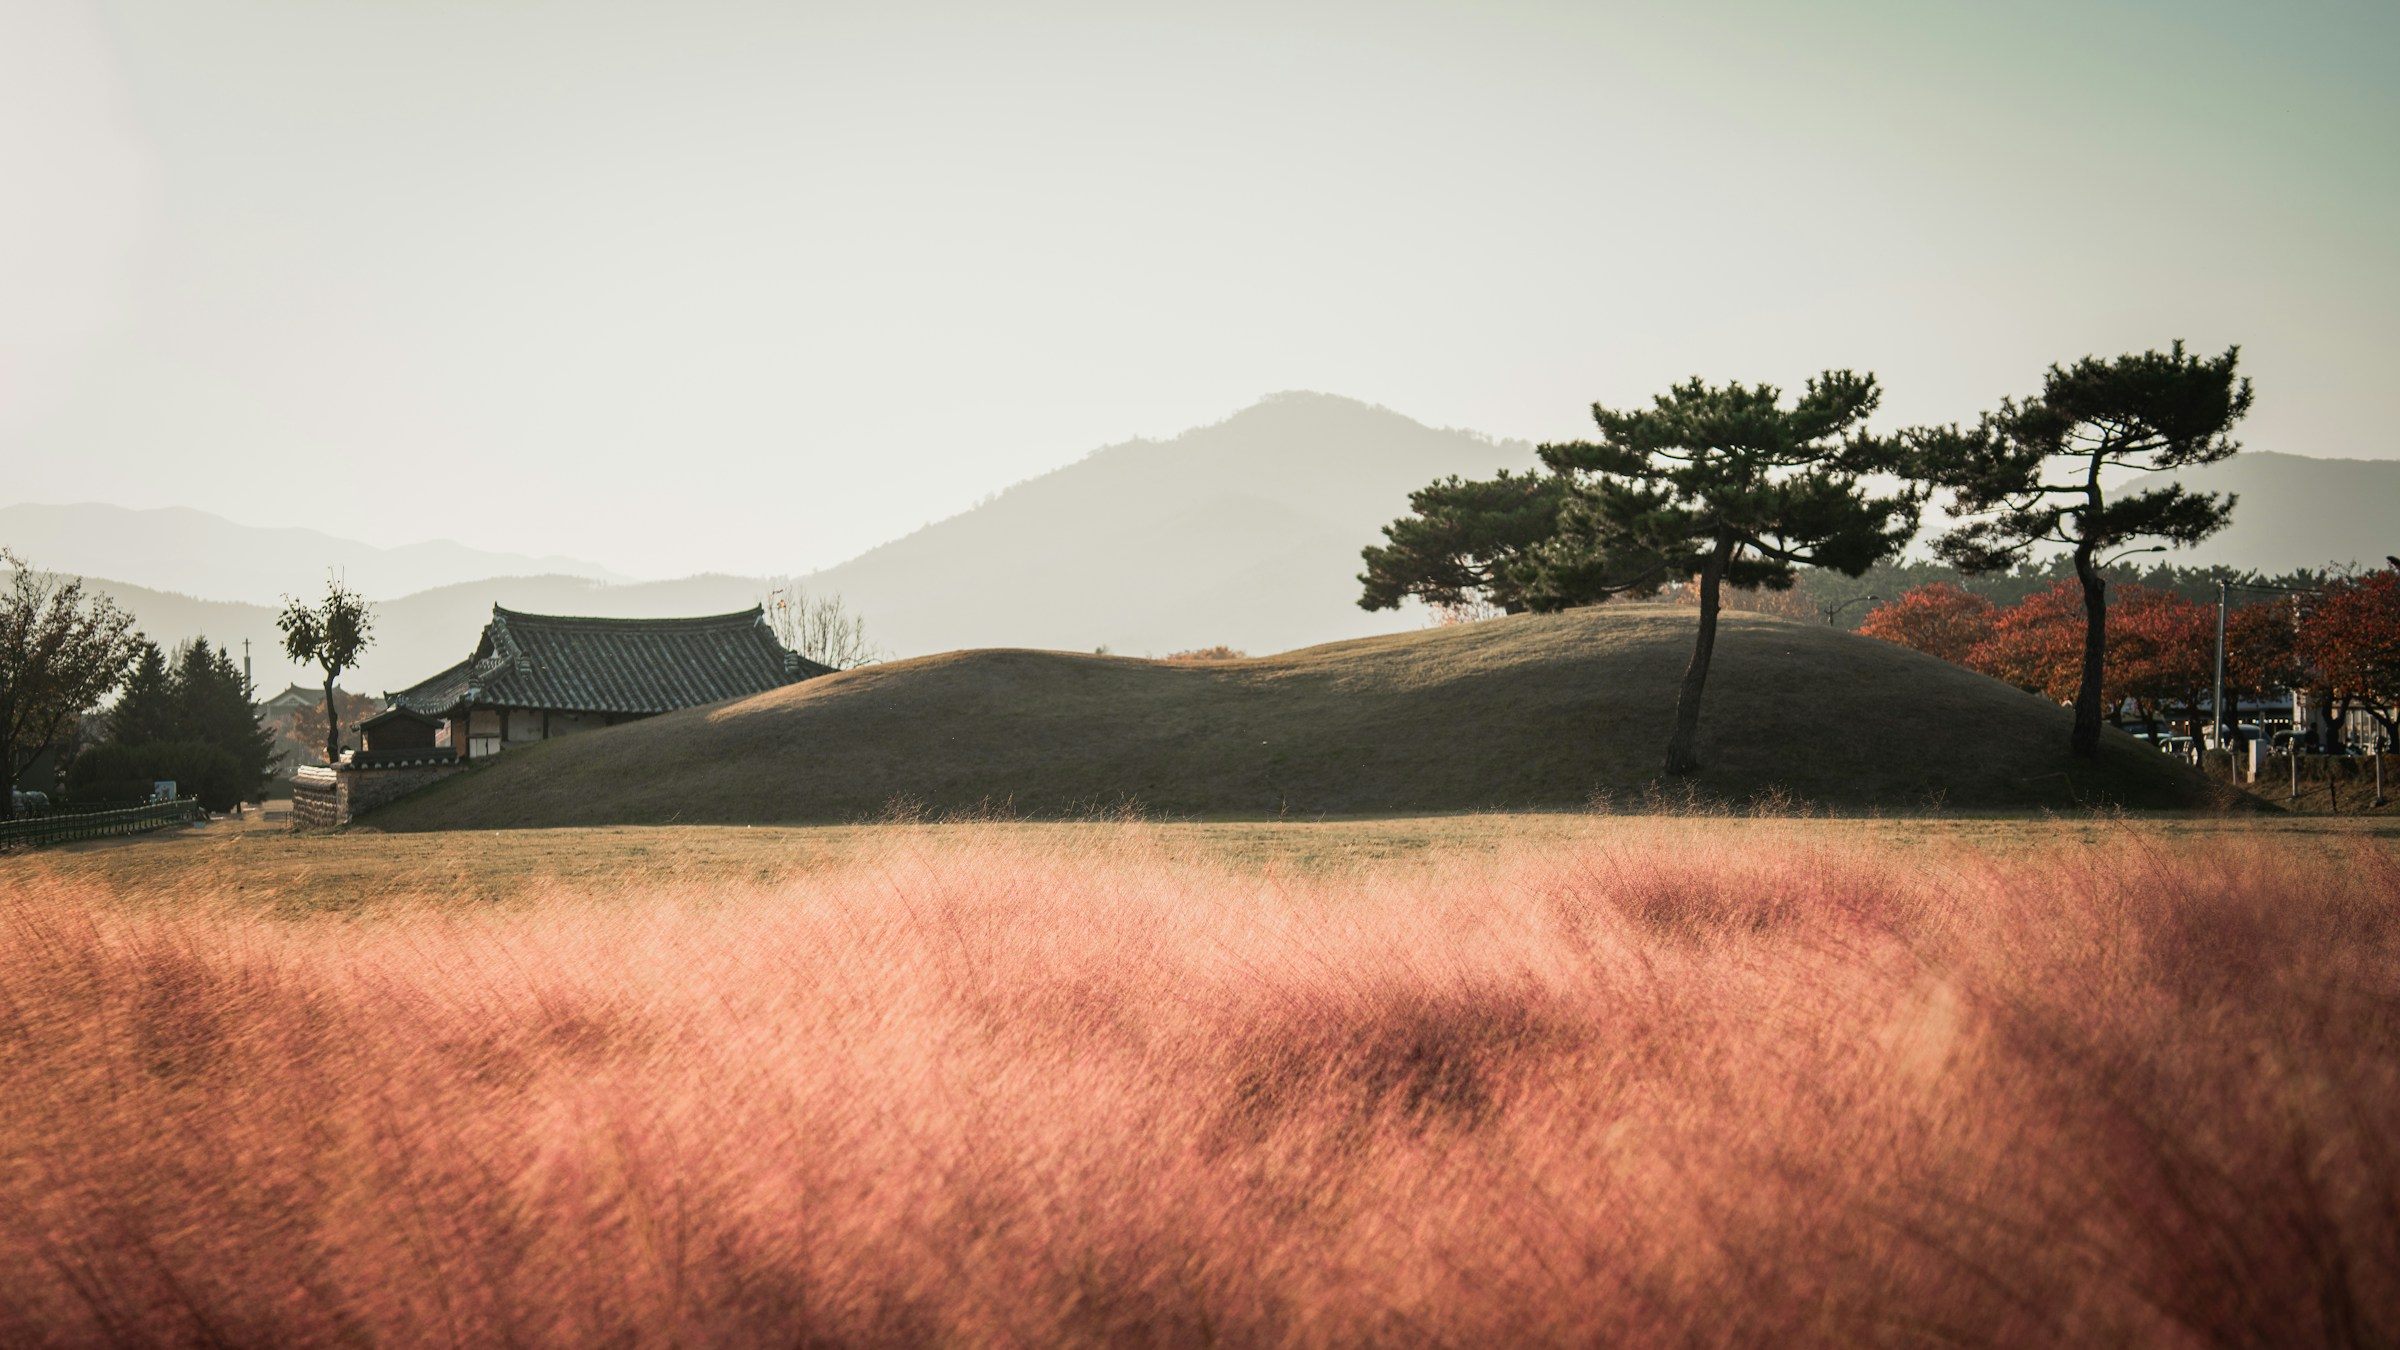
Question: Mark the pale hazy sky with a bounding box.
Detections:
[3,0,2394,578]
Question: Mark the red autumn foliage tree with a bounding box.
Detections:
[1871,580,2304,742]
[1973,580,2087,704]
[2109,587,2214,738]
[1857,584,1998,670]
[2298,571,2400,746]
[2225,598,2305,721]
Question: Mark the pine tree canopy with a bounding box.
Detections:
[1358,470,1567,614]
[1919,342,2251,571]
[1526,371,1923,607]
[1515,371,1926,777]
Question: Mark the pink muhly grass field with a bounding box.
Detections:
[1,826,2395,1346]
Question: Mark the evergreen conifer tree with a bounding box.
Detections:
[107,641,177,746]
[1528,372,1923,776]
[171,640,278,803]
[1915,343,2250,757]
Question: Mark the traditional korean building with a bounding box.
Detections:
[255,683,322,720]
[386,605,831,761]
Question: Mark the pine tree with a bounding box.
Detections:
[1358,471,1568,615]
[1916,343,2251,757]
[1528,372,1922,776]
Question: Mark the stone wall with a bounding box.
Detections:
[290,761,467,831]
[292,767,343,832]
[348,762,467,818]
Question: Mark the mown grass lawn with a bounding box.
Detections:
[10,805,2395,911]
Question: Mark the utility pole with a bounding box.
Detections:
[2213,580,2228,773]
[242,638,254,702]
[2211,577,2324,790]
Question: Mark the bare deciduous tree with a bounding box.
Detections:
[759,581,882,670]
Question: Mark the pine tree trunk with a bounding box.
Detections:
[322,675,342,765]
[2070,545,2106,759]
[1663,533,1734,777]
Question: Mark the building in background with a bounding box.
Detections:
[385,606,829,760]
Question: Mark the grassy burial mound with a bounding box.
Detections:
[369,605,2215,830]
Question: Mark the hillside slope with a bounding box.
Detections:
[369,606,2215,829]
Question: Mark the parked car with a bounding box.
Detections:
[2203,723,2265,751]
[9,789,52,815]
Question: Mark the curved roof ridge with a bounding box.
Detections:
[386,654,481,711]
[489,605,767,628]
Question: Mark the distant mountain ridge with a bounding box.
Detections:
[19,573,779,697]
[2149,451,2399,575]
[796,392,1539,656]
[7,394,2392,696]
[0,502,626,604]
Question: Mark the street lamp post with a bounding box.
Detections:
[1822,594,1880,626]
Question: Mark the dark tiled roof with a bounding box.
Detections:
[352,747,460,768]
[390,657,477,715]
[256,683,323,711]
[389,607,830,716]
[360,706,440,729]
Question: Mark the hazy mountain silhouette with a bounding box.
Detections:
[13,395,2392,696]
[785,398,2398,653]
[0,502,626,604]
[2152,452,2399,574]
[796,392,1539,655]
[26,573,778,697]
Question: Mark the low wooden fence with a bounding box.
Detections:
[0,800,207,850]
